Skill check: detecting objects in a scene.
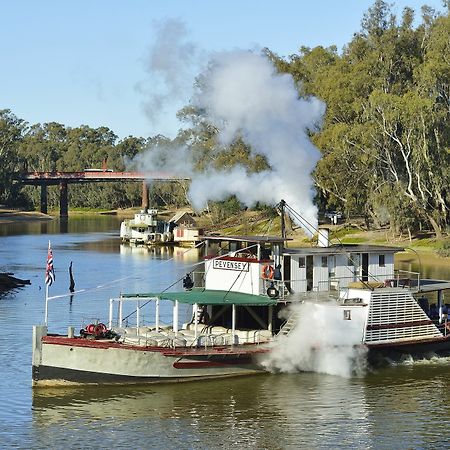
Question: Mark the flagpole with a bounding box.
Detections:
[45,240,50,326]
[44,239,54,327]
[45,282,49,326]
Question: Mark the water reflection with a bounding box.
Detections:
[396,251,450,281]
[59,218,69,234]
[31,374,370,448]
[30,364,450,449]
[2,219,450,448]
[120,243,201,263]
[364,363,450,448]
[0,215,122,237]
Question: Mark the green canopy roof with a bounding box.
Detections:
[121,288,276,306]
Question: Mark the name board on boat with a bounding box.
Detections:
[213,259,249,272]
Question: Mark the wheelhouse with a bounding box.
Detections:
[200,234,401,299]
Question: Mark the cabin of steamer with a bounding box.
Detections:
[202,231,400,300]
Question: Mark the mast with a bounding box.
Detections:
[279,199,286,240]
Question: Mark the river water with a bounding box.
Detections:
[1,217,450,449]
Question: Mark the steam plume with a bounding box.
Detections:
[137,19,203,124]
[189,50,324,230]
[261,302,368,378]
[135,21,325,231]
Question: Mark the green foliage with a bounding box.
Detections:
[208,196,245,224]
[1,0,450,240]
[0,110,26,205]
[274,2,450,237]
[437,240,450,257]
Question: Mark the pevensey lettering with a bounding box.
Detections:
[212,260,249,272]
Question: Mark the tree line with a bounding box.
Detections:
[0,114,189,210]
[1,0,449,236]
[270,0,450,237]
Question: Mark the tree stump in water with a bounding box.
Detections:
[0,273,31,293]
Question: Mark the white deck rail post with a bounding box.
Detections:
[173,300,179,335]
[155,297,160,331]
[438,291,444,324]
[268,305,273,332]
[109,299,114,329]
[136,300,141,329]
[232,304,236,345]
[119,299,123,327]
[194,303,198,340]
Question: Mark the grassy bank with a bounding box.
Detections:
[208,210,450,259]
[2,206,450,259]
[0,208,52,224]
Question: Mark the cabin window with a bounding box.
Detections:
[379,254,385,267]
[329,255,336,277]
[229,242,239,253]
[321,256,328,268]
[261,245,271,260]
[298,257,306,268]
[343,310,351,320]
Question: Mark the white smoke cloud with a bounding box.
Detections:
[188,50,325,230]
[134,20,326,232]
[260,302,368,378]
[137,19,204,124]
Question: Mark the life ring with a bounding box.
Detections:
[262,265,274,280]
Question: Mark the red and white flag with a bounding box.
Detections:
[45,241,55,286]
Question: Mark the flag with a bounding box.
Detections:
[45,241,55,286]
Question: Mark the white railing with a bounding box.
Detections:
[191,267,422,300]
[108,296,162,330]
[394,269,421,290]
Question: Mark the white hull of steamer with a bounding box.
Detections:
[32,325,267,386]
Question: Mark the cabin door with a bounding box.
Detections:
[306,255,314,291]
[362,253,369,281]
[284,255,293,293]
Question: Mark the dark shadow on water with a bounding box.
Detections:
[0,215,123,237]
[59,219,68,234]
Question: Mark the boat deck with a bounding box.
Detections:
[41,335,269,356]
[412,279,450,293]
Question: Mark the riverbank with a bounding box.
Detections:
[204,210,450,259]
[2,207,449,259]
[0,208,52,224]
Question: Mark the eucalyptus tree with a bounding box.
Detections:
[364,90,448,236]
[0,109,26,205]
[20,122,66,172]
[312,2,448,235]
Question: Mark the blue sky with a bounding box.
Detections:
[0,0,445,140]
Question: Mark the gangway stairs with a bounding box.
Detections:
[278,310,300,336]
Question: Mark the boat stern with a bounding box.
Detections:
[32,325,48,384]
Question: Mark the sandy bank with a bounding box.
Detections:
[0,209,53,224]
